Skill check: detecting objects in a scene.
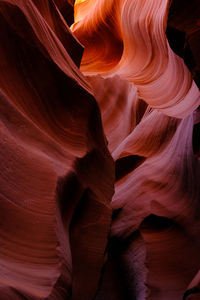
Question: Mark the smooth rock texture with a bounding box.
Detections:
[0,1,114,299]
[0,0,200,299]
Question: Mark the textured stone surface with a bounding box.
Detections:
[0,1,200,299]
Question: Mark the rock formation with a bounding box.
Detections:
[0,0,199,299]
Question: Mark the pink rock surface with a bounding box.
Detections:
[0,1,114,299]
[0,0,200,299]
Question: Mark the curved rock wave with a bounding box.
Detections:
[0,0,200,299]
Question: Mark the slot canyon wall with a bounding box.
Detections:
[0,0,200,299]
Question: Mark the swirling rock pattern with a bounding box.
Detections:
[0,1,114,299]
[0,0,200,299]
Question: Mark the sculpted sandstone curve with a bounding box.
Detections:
[0,0,200,300]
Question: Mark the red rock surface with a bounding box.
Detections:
[0,1,114,299]
[0,0,200,299]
